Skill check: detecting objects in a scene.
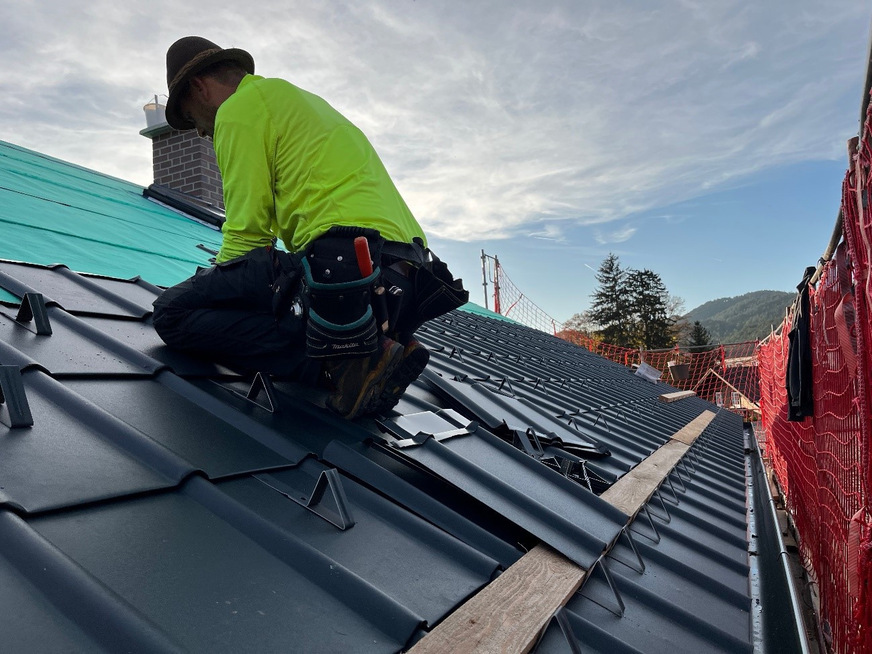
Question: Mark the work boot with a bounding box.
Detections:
[366,340,430,415]
[324,338,404,419]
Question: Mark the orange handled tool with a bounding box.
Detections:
[353,236,389,332]
[354,236,373,276]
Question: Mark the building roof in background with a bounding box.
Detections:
[0,140,756,652]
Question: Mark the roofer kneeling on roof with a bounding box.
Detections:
[151,37,467,419]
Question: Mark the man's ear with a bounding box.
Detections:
[188,76,209,101]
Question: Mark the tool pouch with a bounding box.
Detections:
[413,248,469,326]
[302,228,385,359]
[380,240,468,337]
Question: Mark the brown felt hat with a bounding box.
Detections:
[165,36,254,130]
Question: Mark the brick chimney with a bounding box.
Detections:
[140,97,224,209]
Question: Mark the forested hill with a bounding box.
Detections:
[685,290,795,343]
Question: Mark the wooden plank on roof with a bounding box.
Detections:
[599,410,715,517]
[407,543,586,654]
[658,390,696,403]
[670,409,716,446]
[409,409,718,653]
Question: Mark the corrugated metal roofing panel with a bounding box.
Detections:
[413,311,720,490]
[378,414,627,569]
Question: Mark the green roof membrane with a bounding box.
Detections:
[0,141,221,292]
[457,302,519,324]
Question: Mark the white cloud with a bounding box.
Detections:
[0,0,867,242]
[593,225,638,245]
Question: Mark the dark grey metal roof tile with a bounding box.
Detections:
[0,529,111,653]
[29,479,418,653]
[219,459,500,626]
[62,377,301,479]
[322,439,525,568]
[1,370,186,513]
[0,308,159,376]
[0,260,158,317]
[77,315,237,377]
[0,509,184,653]
[380,417,627,569]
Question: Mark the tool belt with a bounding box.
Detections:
[300,228,469,359]
[301,227,384,359]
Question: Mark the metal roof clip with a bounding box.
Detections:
[533,607,582,654]
[514,427,545,459]
[607,527,646,574]
[0,365,34,428]
[16,293,52,335]
[255,469,355,531]
[245,372,278,412]
[580,558,626,618]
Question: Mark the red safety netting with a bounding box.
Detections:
[558,330,761,420]
[484,254,563,335]
[758,128,872,651]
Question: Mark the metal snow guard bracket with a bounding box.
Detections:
[379,409,478,449]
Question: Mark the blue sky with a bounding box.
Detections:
[0,1,869,323]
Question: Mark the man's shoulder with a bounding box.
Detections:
[222,75,348,130]
[236,75,301,100]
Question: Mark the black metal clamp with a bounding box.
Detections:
[0,365,33,428]
[16,293,52,335]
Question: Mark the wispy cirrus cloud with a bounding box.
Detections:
[594,225,638,245]
[0,0,866,246]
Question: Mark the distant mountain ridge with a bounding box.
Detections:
[684,290,795,344]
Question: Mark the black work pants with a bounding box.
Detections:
[152,247,307,375]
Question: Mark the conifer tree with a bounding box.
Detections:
[589,253,630,346]
[626,268,674,349]
[687,320,715,351]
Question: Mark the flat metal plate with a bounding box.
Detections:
[395,425,627,569]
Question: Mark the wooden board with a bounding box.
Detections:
[596,410,714,516]
[670,410,716,446]
[599,440,688,517]
[409,409,718,652]
[658,390,696,403]
[407,543,586,654]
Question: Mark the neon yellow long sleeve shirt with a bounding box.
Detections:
[213,75,426,262]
